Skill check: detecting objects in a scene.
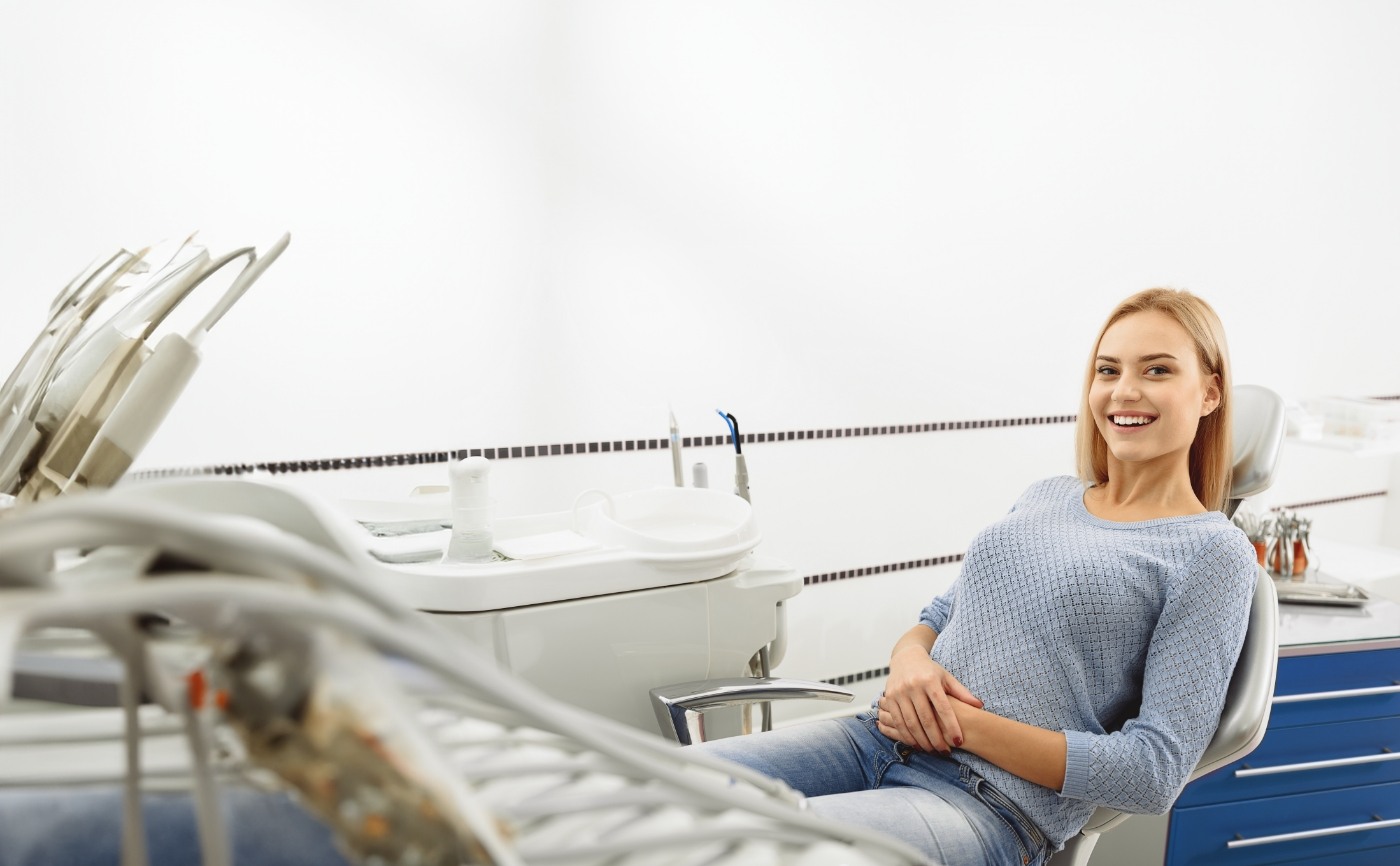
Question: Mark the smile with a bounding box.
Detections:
[1110,415,1157,427]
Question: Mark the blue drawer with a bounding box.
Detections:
[1178,714,1400,806]
[1167,780,1400,865]
[1271,649,1400,728]
[1270,844,1400,865]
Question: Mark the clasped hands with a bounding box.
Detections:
[876,646,983,755]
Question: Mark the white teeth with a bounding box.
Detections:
[1111,415,1154,426]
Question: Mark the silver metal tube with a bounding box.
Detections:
[1272,683,1400,703]
[1236,750,1400,777]
[1227,817,1400,848]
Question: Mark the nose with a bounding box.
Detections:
[1111,374,1141,403]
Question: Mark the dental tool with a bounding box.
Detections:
[717,410,750,503]
[0,249,146,495]
[669,407,684,486]
[10,234,290,501]
[69,234,291,494]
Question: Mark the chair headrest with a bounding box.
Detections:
[1229,385,1286,506]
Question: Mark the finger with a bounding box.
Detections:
[908,696,948,753]
[877,702,915,749]
[926,689,962,749]
[892,698,937,753]
[876,719,904,743]
[943,672,984,709]
[876,707,912,749]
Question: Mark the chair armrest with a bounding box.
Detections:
[650,677,854,744]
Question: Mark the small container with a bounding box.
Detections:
[444,456,494,563]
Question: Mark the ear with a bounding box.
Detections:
[1201,374,1223,417]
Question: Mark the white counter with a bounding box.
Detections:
[1277,539,1400,656]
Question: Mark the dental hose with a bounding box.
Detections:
[717,410,750,503]
[719,410,767,732]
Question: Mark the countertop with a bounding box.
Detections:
[1276,539,1400,656]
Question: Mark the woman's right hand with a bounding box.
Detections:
[878,641,982,754]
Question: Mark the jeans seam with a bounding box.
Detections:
[974,779,1047,864]
[858,711,907,785]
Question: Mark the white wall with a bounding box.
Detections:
[3,1,1397,719]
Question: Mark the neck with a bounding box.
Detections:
[1087,454,1207,521]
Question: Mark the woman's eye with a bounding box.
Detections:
[1096,366,1118,377]
[1146,365,1170,376]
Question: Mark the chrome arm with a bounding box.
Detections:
[650,677,854,745]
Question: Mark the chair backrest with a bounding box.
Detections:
[1049,385,1285,865]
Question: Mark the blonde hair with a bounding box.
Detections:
[1074,288,1234,512]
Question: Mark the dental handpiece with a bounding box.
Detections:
[670,410,684,486]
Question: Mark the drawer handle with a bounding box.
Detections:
[1236,749,1400,778]
[1228,816,1400,848]
[1273,683,1400,704]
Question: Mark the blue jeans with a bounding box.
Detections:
[0,787,350,866]
[693,710,1049,866]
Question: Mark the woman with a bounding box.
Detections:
[695,288,1258,865]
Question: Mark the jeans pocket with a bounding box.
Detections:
[972,779,1046,866]
[853,710,911,785]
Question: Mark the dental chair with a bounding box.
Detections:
[1047,383,1286,866]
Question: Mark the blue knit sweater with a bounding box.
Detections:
[918,476,1257,849]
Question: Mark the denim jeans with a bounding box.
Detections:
[0,787,350,866]
[693,710,1049,866]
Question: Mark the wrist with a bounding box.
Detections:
[951,700,983,747]
[891,643,931,665]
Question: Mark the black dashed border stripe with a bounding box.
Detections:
[803,554,965,586]
[1276,490,1390,511]
[127,415,1079,480]
[823,666,890,688]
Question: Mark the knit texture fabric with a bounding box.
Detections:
[918,475,1257,849]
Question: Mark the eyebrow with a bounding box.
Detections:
[1096,353,1179,364]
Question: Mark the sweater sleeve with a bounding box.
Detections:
[917,578,958,634]
[1059,530,1257,814]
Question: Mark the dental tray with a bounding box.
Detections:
[337,485,763,611]
[113,479,763,613]
[1273,575,1370,607]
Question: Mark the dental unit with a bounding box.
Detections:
[0,237,896,865]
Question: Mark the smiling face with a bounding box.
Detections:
[1089,310,1222,473]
